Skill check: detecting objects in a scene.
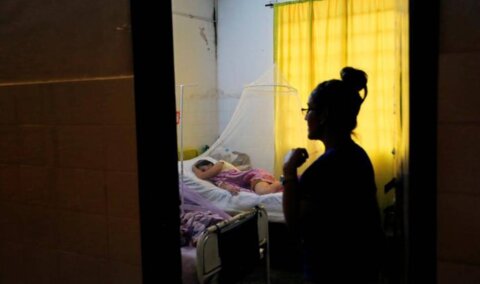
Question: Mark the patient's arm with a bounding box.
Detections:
[192,161,224,180]
[216,181,241,196]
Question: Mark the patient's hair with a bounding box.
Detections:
[194,159,214,169]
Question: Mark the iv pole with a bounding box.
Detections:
[177,84,197,212]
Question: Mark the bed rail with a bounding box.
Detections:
[195,205,270,284]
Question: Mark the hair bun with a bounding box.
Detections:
[340,67,368,93]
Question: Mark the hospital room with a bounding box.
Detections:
[5,0,469,282]
[172,0,408,283]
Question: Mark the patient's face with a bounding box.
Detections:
[198,164,213,172]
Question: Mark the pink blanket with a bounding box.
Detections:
[209,168,275,192]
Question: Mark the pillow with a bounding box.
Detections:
[219,160,239,171]
[231,151,251,170]
[209,146,252,170]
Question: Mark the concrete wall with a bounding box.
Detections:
[437,0,480,282]
[172,0,218,151]
[217,0,274,132]
[0,1,141,283]
[172,0,273,147]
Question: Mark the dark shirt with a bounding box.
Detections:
[299,140,385,283]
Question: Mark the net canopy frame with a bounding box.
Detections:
[201,64,308,177]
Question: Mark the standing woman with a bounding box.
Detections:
[282,67,386,283]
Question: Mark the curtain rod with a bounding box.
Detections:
[265,0,276,7]
[266,0,315,7]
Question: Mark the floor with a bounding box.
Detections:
[239,222,405,284]
[237,262,303,284]
[237,222,304,283]
[238,265,400,284]
[234,244,403,284]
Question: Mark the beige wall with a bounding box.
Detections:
[437,0,480,282]
[172,0,219,151]
[0,1,141,283]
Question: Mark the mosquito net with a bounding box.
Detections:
[201,65,308,177]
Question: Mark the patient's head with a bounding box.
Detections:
[193,159,214,172]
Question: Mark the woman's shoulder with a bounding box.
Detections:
[332,141,371,160]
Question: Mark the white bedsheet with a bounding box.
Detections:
[179,157,285,223]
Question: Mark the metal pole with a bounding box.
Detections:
[177,84,197,212]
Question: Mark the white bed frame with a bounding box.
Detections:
[195,205,270,284]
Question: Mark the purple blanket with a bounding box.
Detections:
[180,183,230,247]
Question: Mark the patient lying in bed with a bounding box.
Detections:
[192,159,283,196]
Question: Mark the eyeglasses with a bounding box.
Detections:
[301,107,318,115]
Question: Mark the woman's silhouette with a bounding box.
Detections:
[282,67,386,283]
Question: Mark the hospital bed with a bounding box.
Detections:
[181,205,270,284]
[179,156,284,223]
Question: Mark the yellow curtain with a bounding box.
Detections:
[273,83,309,178]
[274,0,408,210]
